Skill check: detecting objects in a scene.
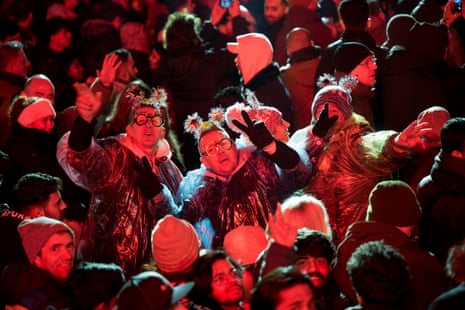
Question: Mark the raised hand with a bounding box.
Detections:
[267,203,297,248]
[312,103,338,138]
[74,82,103,123]
[96,53,122,87]
[232,110,274,149]
[395,120,434,152]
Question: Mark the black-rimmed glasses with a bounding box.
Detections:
[201,138,234,156]
[133,113,164,127]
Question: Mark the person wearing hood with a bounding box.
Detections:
[382,21,448,131]
[333,180,448,309]
[227,32,295,133]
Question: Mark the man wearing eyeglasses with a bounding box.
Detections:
[178,110,312,249]
[57,82,183,276]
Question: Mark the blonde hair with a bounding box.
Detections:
[281,194,332,240]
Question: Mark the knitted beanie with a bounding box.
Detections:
[311,85,353,120]
[223,225,268,266]
[17,216,75,264]
[151,215,200,274]
[9,96,56,128]
[225,102,283,135]
[334,42,374,74]
[366,180,422,227]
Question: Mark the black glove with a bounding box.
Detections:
[232,110,274,149]
[69,116,96,151]
[268,141,300,169]
[133,157,163,199]
[312,103,338,138]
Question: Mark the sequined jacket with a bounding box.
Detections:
[57,133,182,275]
[177,147,312,249]
[304,114,410,243]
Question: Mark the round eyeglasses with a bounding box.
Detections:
[201,138,234,156]
[133,113,164,127]
[213,268,242,286]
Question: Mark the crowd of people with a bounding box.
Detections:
[1,0,465,308]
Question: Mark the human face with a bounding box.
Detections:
[350,55,377,87]
[272,117,290,142]
[67,58,84,82]
[24,78,55,105]
[275,283,316,310]
[34,231,75,281]
[295,256,330,289]
[28,115,55,134]
[42,191,67,220]
[264,0,289,25]
[126,106,164,151]
[315,104,347,125]
[200,130,239,177]
[210,259,244,306]
[50,28,72,50]
[119,55,138,82]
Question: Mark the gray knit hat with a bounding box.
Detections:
[17,217,75,264]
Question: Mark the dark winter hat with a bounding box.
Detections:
[385,14,417,48]
[334,42,374,73]
[366,180,422,227]
[17,217,75,264]
[116,271,194,310]
[407,22,448,63]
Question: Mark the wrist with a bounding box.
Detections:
[262,141,277,155]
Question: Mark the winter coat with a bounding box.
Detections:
[334,221,448,310]
[382,46,447,131]
[417,151,465,263]
[303,114,410,243]
[0,204,29,277]
[0,263,70,309]
[4,125,89,221]
[177,147,311,248]
[0,71,25,149]
[280,45,321,129]
[428,283,465,310]
[57,133,182,275]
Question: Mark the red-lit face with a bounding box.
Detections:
[350,55,377,87]
[200,130,239,177]
[34,231,75,281]
[210,259,244,305]
[264,0,289,25]
[275,283,316,310]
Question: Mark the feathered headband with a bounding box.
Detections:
[126,85,168,111]
[184,107,226,139]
